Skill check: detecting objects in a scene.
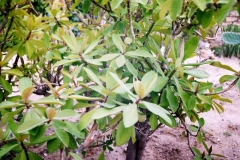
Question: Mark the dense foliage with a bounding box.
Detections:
[0,0,240,159]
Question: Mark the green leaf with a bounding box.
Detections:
[197,94,212,105]
[53,109,79,120]
[0,101,24,109]
[83,0,91,13]
[2,107,24,125]
[111,0,123,10]
[98,54,120,61]
[192,0,206,11]
[200,8,214,29]
[92,106,125,119]
[83,39,100,55]
[215,0,235,24]
[159,0,171,20]
[112,34,124,53]
[142,71,158,97]
[123,104,138,128]
[152,77,168,92]
[47,138,61,154]
[125,59,138,77]
[198,118,205,127]
[116,55,126,68]
[125,48,152,58]
[149,113,158,130]
[53,59,80,67]
[174,77,189,107]
[17,118,48,133]
[84,67,104,88]
[133,0,148,5]
[98,151,105,160]
[237,78,240,91]
[141,101,172,125]
[187,96,196,110]
[25,41,35,58]
[222,32,240,45]
[0,77,12,93]
[169,0,182,21]
[219,75,238,84]
[28,152,42,160]
[19,77,33,94]
[183,36,199,61]
[70,152,83,160]
[62,34,77,53]
[78,108,97,131]
[209,61,238,73]
[43,32,50,48]
[68,95,104,101]
[185,68,209,79]
[116,120,133,146]
[110,72,136,98]
[66,121,85,139]
[166,86,178,113]
[0,144,19,158]
[2,69,23,77]
[53,124,69,147]
[30,96,65,105]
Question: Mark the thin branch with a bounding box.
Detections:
[127,0,135,40]
[91,0,112,13]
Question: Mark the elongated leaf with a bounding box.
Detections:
[53,124,69,147]
[99,54,120,61]
[66,122,85,139]
[216,0,234,24]
[169,0,182,21]
[83,0,91,13]
[17,118,48,133]
[134,80,145,99]
[187,96,197,110]
[111,0,123,10]
[68,95,104,101]
[70,152,83,160]
[0,101,24,109]
[2,69,23,76]
[84,67,104,88]
[209,61,238,73]
[183,36,199,61]
[53,59,80,67]
[152,77,168,92]
[197,94,212,105]
[2,107,24,125]
[166,86,178,113]
[185,69,209,79]
[159,0,171,20]
[125,59,138,77]
[149,113,158,130]
[78,108,97,131]
[141,101,172,125]
[54,109,79,120]
[142,71,158,97]
[123,104,138,128]
[28,152,42,160]
[0,77,12,93]
[125,48,152,58]
[112,34,124,53]
[116,120,133,146]
[83,39,99,55]
[62,34,77,53]
[219,75,238,84]
[0,144,19,158]
[110,72,135,98]
[116,55,126,68]
[192,0,206,11]
[237,78,240,91]
[92,106,125,119]
[30,96,65,105]
[19,77,33,94]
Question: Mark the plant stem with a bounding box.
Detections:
[127,0,135,40]
[21,142,30,160]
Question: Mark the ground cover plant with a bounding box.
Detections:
[0,0,240,159]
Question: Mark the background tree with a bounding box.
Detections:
[0,0,240,159]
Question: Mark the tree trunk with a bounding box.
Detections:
[126,130,147,160]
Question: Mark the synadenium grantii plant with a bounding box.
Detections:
[0,0,240,160]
